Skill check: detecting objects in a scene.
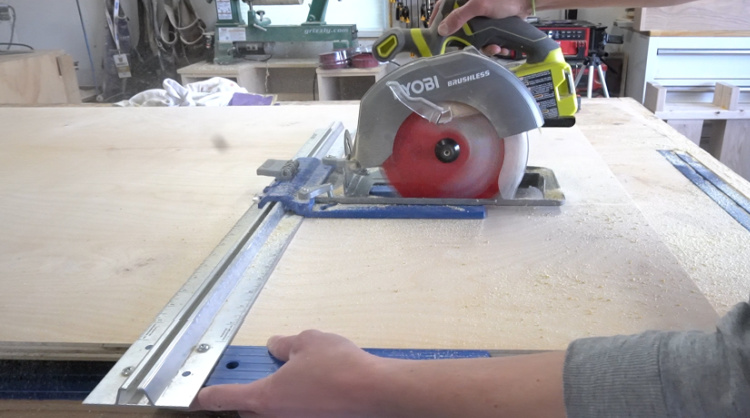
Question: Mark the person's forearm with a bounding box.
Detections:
[194,331,566,417]
[437,0,701,36]
[370,351,567,418]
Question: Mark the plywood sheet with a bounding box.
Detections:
[577,99,750,314]
[234,123,718,350]
[0,100,739,357]
[0,105,359,346]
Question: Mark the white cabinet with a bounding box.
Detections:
[623,31,750,103]
[624,31,750,181]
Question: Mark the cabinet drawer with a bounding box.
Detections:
[654,48,750,80]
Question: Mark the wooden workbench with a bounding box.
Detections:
[1,99,749,412]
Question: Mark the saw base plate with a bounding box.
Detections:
[258,156,564,219]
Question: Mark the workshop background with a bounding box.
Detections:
[0,1,626,94]
[1,0,750,413]
[0,3,746,198]
[0,0,736,177]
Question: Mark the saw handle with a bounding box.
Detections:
[461,16,560,64]
[373,0,559,64]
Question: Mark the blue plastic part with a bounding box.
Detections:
[301,204,486,219]
[364,348,492,360]
[258,158,486,219]
[205,346,492,387]
[258,157,334,214]
[369,185,398,197]
[659,150,750,231]
[0,347,490,400]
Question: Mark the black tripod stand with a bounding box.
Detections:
[572,29,622,98]
[573,52,609,98]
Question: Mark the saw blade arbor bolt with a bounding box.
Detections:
[435,138,460,163]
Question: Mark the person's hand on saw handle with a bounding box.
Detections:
[428,0,520,56]
[433,0,532,38]
[432,0,699,55]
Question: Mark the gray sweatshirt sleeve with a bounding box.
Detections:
[563,299,750,418]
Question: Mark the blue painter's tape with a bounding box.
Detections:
[659,150,750,232]
[205,346,491,387]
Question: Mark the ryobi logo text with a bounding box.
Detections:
[401,75,440,95]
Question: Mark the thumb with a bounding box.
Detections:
[428,0,444,26]
[192,380,267,412]
[437,0,483,36]
[266,334,294,362]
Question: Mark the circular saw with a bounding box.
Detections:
[256,1,576,218]
[353,47,539,200]
[352,0,577,200]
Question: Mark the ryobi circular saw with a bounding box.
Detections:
[361,0,577,198]
[257,0,577,218]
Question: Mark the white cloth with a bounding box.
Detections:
[115,77,248,107]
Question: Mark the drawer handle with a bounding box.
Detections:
[661,86,750,92]
[657,49,750,56]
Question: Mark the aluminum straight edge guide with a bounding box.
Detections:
[84,122,349,409]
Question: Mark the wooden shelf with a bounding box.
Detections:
[316,65,386,101]
[178,59,319,101]
[644,82,750,180]
[179,60,389,101]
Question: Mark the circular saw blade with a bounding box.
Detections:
[381,104,508,199]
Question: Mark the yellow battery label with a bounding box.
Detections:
[519,70,559,119]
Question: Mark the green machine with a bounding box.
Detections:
[213,0,358,64]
